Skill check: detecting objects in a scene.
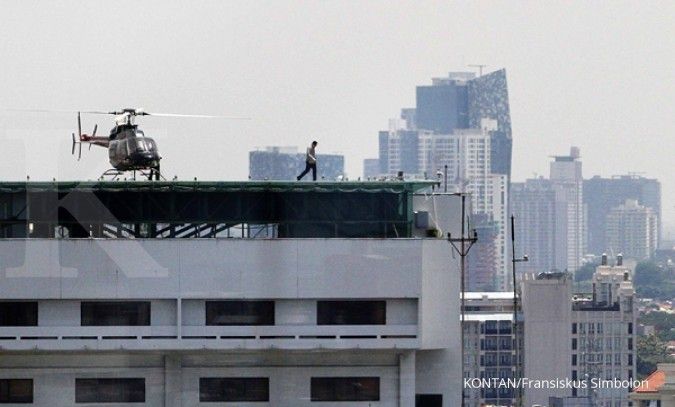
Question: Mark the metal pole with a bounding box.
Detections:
[444,165,448,193]
[448,194,477,407]
[510,215,528,407]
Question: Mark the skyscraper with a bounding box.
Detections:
[415,69,512,180]
[584,175,661,255]
[606,199,658,260]
[550,147,586,273]
[376,69,513,290]
[511,178,558,274]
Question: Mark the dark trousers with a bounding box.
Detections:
[297,162,317,181]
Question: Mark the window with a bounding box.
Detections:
[205,301,274,326]
[75,378,145,403]
[628,338,633,350]
[0,379,33,403]
[0,302,37,326]
[572,355,577,366]
[317,301,385,325]
[199,378,269,402]
[572,338,577,350]
[415,394,442,407]
[81,302,150,326]
[628,323,633,334]
[311,377,379,401]
[572,323,577,334]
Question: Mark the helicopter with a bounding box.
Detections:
[70,108,244,180]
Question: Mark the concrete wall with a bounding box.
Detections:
[0,239,428,300]
[522,276,573,406]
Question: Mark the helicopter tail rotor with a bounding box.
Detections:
[89,124,97,150]
[71,112,84,160]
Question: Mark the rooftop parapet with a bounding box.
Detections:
[0,180,438,239]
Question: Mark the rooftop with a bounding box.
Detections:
[632,369,665,393]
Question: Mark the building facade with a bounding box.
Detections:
[584,175,661,255]
[511,178,558,275]
[605,199,658,260]
[0,181,463,407]
[521,256,637,407]
[415,69,512,181]
[463,292,521,407]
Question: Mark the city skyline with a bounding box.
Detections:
[0,2,673,235]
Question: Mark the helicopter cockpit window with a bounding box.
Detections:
[145,138,157,151]
[118,140,128,156]
[135,139,148,152]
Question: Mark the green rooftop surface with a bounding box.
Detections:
[0,180,439,193]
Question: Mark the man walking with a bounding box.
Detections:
[296,140,318,181]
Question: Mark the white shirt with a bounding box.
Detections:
[306,146,317,164]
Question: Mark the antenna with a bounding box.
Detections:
[468,64,487,77]
[448,194,478,407]
[511,215,528,407]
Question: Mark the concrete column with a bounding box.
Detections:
[164,354,182,407]
[399,351,416,407]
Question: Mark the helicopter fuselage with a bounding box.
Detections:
[107,124,161,171]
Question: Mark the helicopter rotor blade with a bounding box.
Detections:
[77,112,82,139]
[78,143,82,161]
[144,112,251,120]
[7,108,114,115]
[71,133,76,155]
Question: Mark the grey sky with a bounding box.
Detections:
[1,1,674,232]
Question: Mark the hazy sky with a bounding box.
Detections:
[1,1,673,232]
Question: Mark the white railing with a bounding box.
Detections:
[0,325,418,351]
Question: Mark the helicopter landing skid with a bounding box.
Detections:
[99,168,165,181]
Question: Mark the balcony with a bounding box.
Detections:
[0,324,418,351]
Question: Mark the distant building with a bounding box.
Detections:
[511,147,585,275]
[467,215,500,291]
[249,146,344,180]
[463,292,520,407]
[550,147,586,273]
[511,178,558,275]
[362,158,380,179]
[415,69,512,180]
[400,108,417,130]
[378,130,420,176]
[606,199,658,260]
[584,175,661,255]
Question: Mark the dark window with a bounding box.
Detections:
[416,394,443,407]
[572,338,577,350]
[311,377,380,401]
[199,378,269,402]
[0,379,33,403]
[628,354,633,366]
[572,355,577,366]
[81,302,150,326]
[628,338,633,350]
[0,302,37,326]
[75,378,145,403]
[628,323,633,334]
[317,301,386,325]
[572,323,577,334]
[205,301,274,326]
